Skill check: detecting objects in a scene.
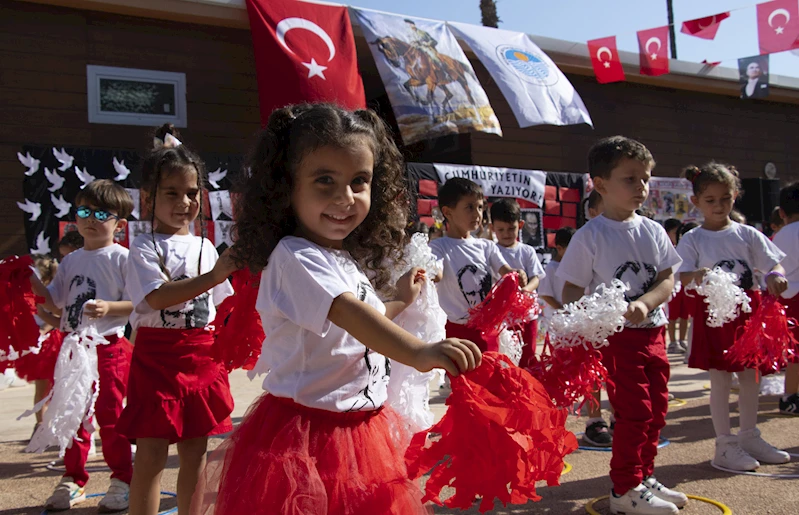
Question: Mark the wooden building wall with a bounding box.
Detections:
[3,0,799,257]
[0,1,261,256]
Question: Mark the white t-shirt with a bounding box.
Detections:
[538,260,567,321]
[126,233,233,330]
[47,244,129,337]
[772,222,799,299]
[677,222,785,292]
[257,236,390,412]
[429,236,509,323]
[557,214,682,329]
[497,243,545,281]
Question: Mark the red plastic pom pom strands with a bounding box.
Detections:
[0,255,43,362]
[211,269,264,372]
[405,353,577,513]
[466,272,539,351]
[726,294,799,379]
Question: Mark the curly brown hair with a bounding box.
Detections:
[683,162,741,197]
[233,103,408,292]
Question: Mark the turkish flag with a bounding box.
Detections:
[245,0,366,124]
[680,12,730,40]
[757,0,799,55]
[637,26,670,76]
[587,36,625,84]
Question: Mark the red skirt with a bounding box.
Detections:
[13,330,64,383]
[190,394,430,515]
[782,294,799,364]
[668,289,692,321]
[116,327,233,443]
[689,290,761,372]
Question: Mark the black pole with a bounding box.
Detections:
[667,0,678,59]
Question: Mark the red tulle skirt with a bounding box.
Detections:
[783,295,799,364]
[689,290,761,372]
[13,330,64,383]
[116,327,233,443]
[668,289,692,321]
[190,394,430,515]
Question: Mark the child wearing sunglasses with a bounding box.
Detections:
[30,179,136,512]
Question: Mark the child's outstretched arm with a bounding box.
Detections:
[540,295,562,310]
[37,305,61,329]
[765,263,788,296]
[562,281,585,305]
[626,268,674,325]
[329,293,481,377]
[30,274,58,314]
[84,300,134,319]
[499,265,528,287]
[145,248,239,310]
[384,267,425,320]
[522,275,540,292]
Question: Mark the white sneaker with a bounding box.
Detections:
[609,484,678,514]
[643,476,687,508]
[88,432,97,457]
[45,476,86,511]
[98,478,130,513]
[713,434,760,471]
[739,428,790,464]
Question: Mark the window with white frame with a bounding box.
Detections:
[87,65,187,127]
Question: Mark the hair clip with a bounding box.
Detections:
[153,133,183,149]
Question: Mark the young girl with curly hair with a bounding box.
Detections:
[191,103,481,515]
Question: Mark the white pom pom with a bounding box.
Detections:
[548,279,629,349]
[498,328,523,365]
[391,233,442,282]
[686,267,751,328]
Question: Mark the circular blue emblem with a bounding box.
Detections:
[496,45,558,86]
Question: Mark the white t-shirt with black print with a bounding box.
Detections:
[429,236,509,324]
[556,214,682,329]
[772,221,799,299]
[538,260,568,321]
[126,233,233,330]
[677,222,785,292]
[497,242,545,319]
[256,236,390,413]
[47,244,129,337]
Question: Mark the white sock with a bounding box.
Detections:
[709,369,732,437]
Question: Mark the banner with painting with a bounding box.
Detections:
[642,177,702,222]
[352,8,501,145]
[433,163,547,205]
[16,145,242,256]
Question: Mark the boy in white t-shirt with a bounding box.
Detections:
[773,183,799,415]
[429,178,526,353]
[489,198,544,367]
[558,137,685,515]
[539,227,574,321]
[31,180,135,512]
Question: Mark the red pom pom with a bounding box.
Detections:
[0,255,41,361]
[527,339,611,412]
[405,352,577,513]
[467,273,540,349]
[727,294,799,376]
[211,269,264,372]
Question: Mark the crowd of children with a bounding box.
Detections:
[3,102,798,515]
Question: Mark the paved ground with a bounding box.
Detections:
[1,353,798,514]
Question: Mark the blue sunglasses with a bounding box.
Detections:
[76,206,120,222]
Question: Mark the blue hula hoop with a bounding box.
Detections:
[40,491,177,515]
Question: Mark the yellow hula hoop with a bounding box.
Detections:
[668,397,688,407]
[585,494,732,515]
[561,461,572,476]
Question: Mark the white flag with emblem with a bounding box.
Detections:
[448,22,592,128]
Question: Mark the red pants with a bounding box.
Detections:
[445,321,494,352]
[64,336,133,487]
[518,319,538,369]
[601,327,669,494]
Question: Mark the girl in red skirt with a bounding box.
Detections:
[14,255,61,437]
[677,163,790,472]
[191,104,481,515]
[118,125,237,515]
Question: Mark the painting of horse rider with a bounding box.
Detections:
[353,9,501,145]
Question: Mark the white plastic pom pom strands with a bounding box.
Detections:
[547,280,628,349]
[498,328,523,366]
[685,267,751,328]
[386,233,446,431]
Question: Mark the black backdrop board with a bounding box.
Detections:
[737,177,780,224]
[18,145,243,256]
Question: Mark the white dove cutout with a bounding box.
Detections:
[53,148,74,172]
[113,157,130,182]
[208,168,228,190]
[17,199,42,222]
[75,167,95,189]
[51,193,72,219]
[17,152,40,176]
[44,168,65,193]
[30,232,51,256]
